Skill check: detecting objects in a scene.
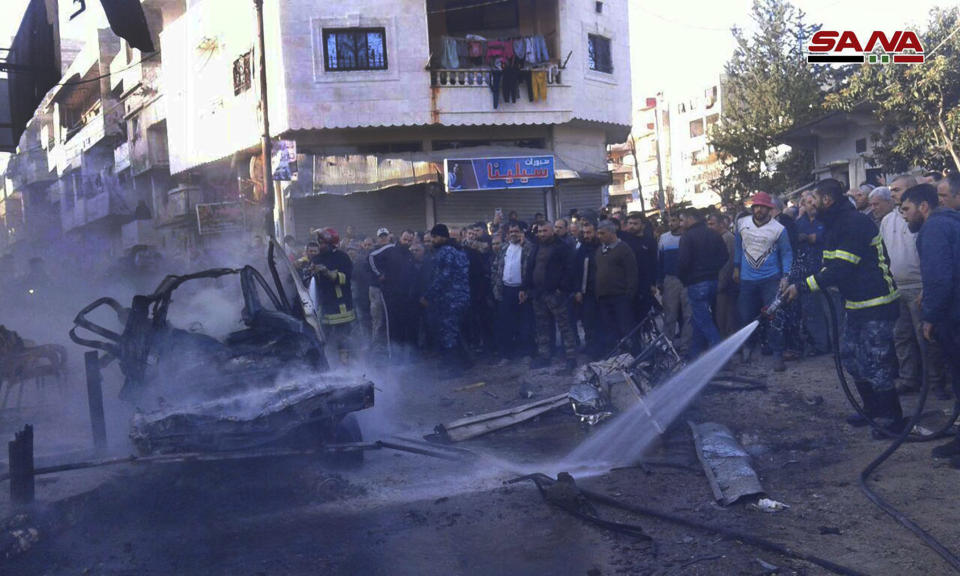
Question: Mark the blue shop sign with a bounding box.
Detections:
[444,156,554,192]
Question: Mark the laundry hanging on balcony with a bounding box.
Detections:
[489,63,554,109]
[439,34,551,69]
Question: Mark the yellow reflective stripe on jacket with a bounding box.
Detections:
[872,234,897,296]
[844,289,899,310]
[823,250,861,264]
[321,309,356,325]
[337,272,347,285]
[805,275,820,292]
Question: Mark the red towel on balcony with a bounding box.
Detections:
[486,40,506,64]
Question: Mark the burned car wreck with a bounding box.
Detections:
[69,240,374,457]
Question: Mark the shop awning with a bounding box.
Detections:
[301,145,606,197]
[311,152,442,195]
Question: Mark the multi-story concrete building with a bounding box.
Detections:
[3,0,185,269]
[607,95,669,212]
[668,81,722,208]
[161,0,632,241]
[609,78,724,214]
[4,0,631,267]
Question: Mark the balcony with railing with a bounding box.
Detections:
[425,0,569,124]
[8,148,56,189]
[57,173,136,232]
[55,103,124,176]
[152,185,209,228]
[128,105,169,176]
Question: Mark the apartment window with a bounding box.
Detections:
[689,118,705,138]
[233,51,252,95]
[706,113,720,131]
[856,138,867,154]
[323,28,387,72]
[587,34,612,73]
[130,116,141,142]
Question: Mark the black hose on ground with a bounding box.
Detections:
[823,291,960,572]
[823,292,958,442]
[510,473,867,576]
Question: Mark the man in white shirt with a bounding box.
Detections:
[883,174,948,397]
[492,224,534,360]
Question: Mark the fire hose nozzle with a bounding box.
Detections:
[760,293,784,320]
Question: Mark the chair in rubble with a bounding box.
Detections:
[622,312,683,395]
[0,330,68,410]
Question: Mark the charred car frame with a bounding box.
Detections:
[69,239,373,458]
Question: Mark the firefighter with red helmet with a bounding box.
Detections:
[309,227,357,363]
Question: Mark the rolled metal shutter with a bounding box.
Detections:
[290,186,427,241]
[434,188,547,229]
[557,183,603,217]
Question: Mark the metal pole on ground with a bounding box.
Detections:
[85,351,107,452]
[9,425,35,505]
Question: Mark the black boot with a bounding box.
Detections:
[931,437,960,459]
[845,381,874,427]
[870,388,907,439]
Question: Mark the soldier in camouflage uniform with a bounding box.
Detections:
[522,222,578,373]
[421,224,471,374]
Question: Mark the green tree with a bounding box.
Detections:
[828,7,960,173]
[709,0,829,205]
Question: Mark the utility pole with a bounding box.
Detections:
[652,97,666,215]
[628,136,646,213]
[253,0,279,237]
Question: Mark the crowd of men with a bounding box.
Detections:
[292,172,959,466]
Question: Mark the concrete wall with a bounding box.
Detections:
[275,0,431,131]
[814,118,880,187]
[552,123,607,174]
[161,0,270,174]
[561,0,631,128]
[162,0,631,174]
[276,0,631,131]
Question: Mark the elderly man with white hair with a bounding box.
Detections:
[868,186,895,224]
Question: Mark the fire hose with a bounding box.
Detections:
[820,289,960,572]
[510,472,867,576]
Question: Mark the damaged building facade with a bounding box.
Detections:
[3,0,631,266]
[164,0,632,239]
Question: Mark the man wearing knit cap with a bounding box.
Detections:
[421,224,471,375]
[734,191,793,371]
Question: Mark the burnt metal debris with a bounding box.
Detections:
[688,421,764,506]
[570,311,683,425]
[69,238,374,456]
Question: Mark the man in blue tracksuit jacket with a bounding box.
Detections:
[734,191,793,370]
[899,183,960,466]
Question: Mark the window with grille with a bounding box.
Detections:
[233,51,252,95]
[323,28,388,72]
[689,118,705,138]
[588,34,612,73]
